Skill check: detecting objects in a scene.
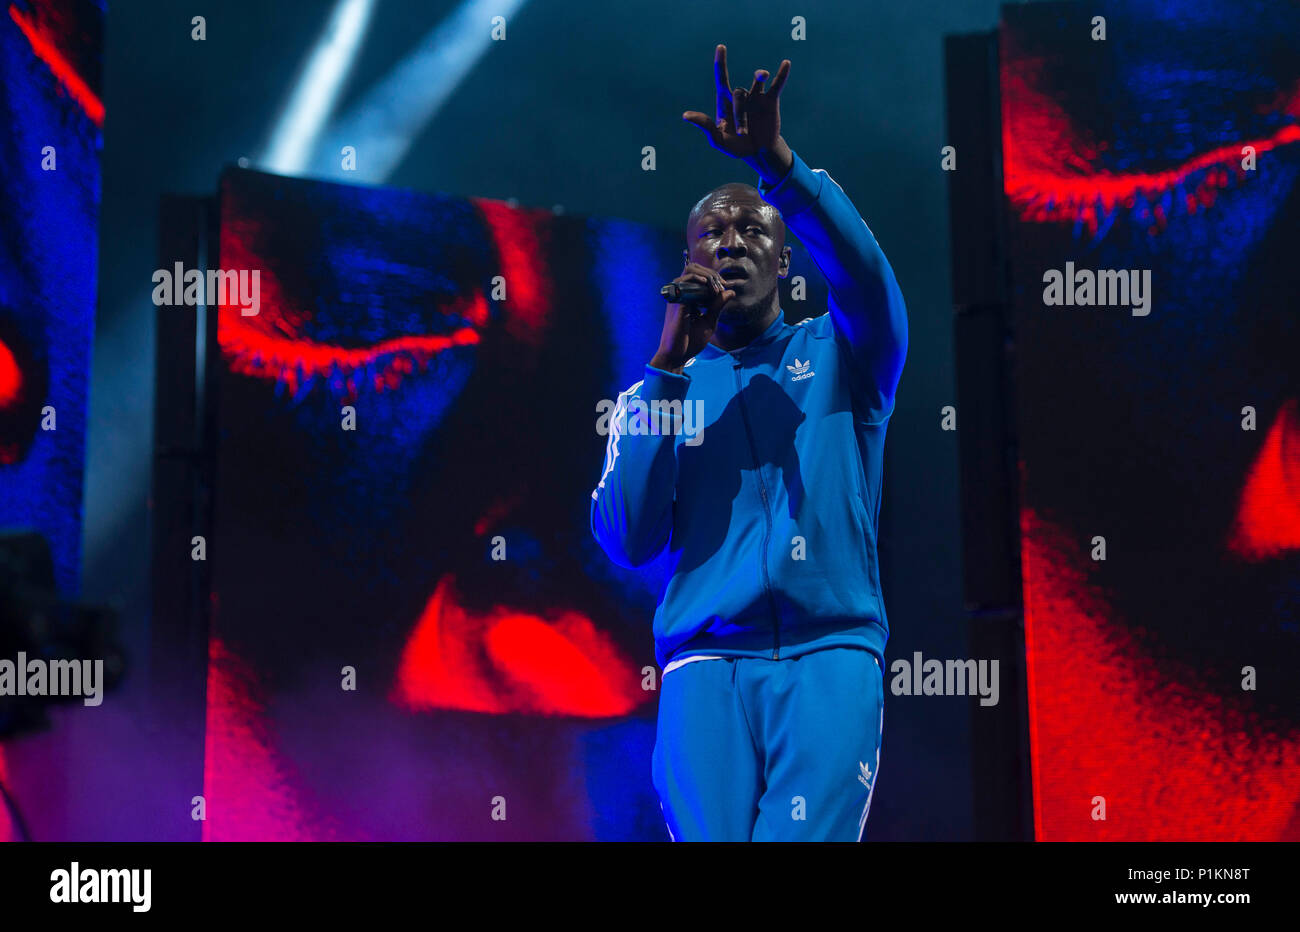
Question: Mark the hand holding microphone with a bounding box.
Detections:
[660,280,719,306]
[650,262,735,374]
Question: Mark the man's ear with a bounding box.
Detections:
[778,245,792,278]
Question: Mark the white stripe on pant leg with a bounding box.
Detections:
[660,801,676,842]
[857,700,884,841]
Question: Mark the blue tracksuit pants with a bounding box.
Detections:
[652,647,884,842]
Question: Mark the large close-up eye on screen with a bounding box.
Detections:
[0,0,1292,917]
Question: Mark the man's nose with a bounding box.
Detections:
[717,229,746,255]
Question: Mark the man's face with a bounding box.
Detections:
[684,189,790,320]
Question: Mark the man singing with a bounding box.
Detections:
[590,45,908,841]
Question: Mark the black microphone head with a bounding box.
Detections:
[661,280,712,305]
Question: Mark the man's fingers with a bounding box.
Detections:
[715,86,734,128]
[714,44,731,96]
[713,44,733,125]
[732,87,749,134]
[767,59,790,98]
[682,111,724,144]
[681,262,725,294]
[748,69,767,97]
[692,264,725,293]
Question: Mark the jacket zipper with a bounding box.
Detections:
[733,354,781,660]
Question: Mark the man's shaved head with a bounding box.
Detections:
[687,183,785,245]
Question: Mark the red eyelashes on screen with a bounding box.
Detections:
[219,300,486,403]
[1001,69,1300,237]
[215,200,554,403]
[214,226,488,403]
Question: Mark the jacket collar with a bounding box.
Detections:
[698,310,788,360]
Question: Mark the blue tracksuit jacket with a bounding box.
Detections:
[591,149,907,673]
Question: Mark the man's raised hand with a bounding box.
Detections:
[682,44,793,184]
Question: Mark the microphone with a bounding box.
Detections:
[660,281,715,305]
